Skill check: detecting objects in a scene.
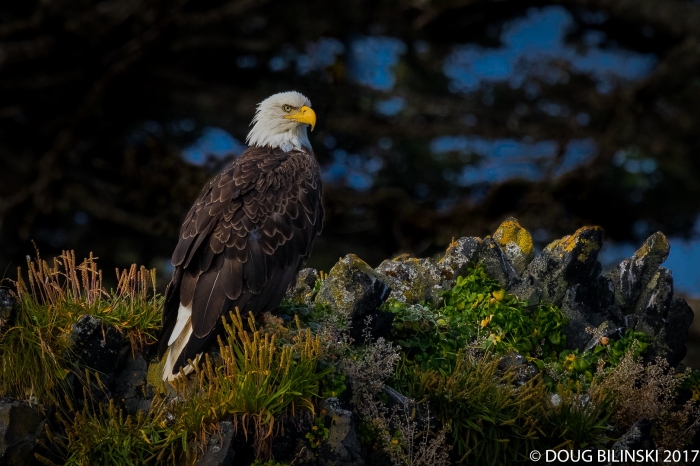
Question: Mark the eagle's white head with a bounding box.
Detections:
[246,91,316,152]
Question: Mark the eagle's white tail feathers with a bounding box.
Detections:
[163,303,196,381]
[168,303,192,346]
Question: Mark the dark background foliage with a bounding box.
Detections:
[0,0,699,309]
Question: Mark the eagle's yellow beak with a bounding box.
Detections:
[284,105,316,131]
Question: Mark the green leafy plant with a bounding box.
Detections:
[538,329,651,392]
[385,265,568,378]
[305,417,329,448]
[320,365,347,398]
[440,268,567,359]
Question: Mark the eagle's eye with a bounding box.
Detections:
[283,105,292,112]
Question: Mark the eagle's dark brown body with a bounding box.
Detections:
[158,145,323,373]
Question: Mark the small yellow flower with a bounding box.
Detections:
[600,337,609,345]
[312,425,318,431]
[391,439,399,445]
[492,289,505,301]
[481,314,493,328]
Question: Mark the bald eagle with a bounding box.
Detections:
[158,91,323,380]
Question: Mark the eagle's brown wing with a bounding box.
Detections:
[158,145,323,369]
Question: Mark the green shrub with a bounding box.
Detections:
[384,265,568,375]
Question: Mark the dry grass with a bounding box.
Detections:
[591,348,700,449]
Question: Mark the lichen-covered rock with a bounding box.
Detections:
[316,255,390,321]
[492,217,535,275]
[634,268,674,320]
[630,268,674,340]
[439,236,483,281]
[318,397,364,466]
[286,268,319,306]
[512,226,604,307]
[0,398,45,465]
[603,233,693,366]
[195,421,235,466]
[0,289,15,332]
[477,237,521,290]
[375,255,444,306]
[606,232,670,312]
[67,315,128,386]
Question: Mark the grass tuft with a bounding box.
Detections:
[0,250,162,404]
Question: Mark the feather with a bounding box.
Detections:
[243,233,266,293]
[192,270,230,338]
[168,303,193,346]
[179,268,200,307]
[221,258,243,300]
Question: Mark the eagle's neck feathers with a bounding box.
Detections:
[246,120,311,152]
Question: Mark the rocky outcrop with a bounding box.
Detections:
[67,315,129,388]
[0,399,45,465]
[376,255,443,306]
[113,353,150,415]
[316,254,391,321]
[497,352,539,387]
[439,236,483,281]
[286,268,319,307]
[492,218,535,275]
[604,233,694,366]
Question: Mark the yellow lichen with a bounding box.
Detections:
[493,218,534,257]
[544,227,603,262]
[634,232,669,259]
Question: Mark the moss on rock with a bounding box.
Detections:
[315,254,391,321]
[375,255,444,306]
